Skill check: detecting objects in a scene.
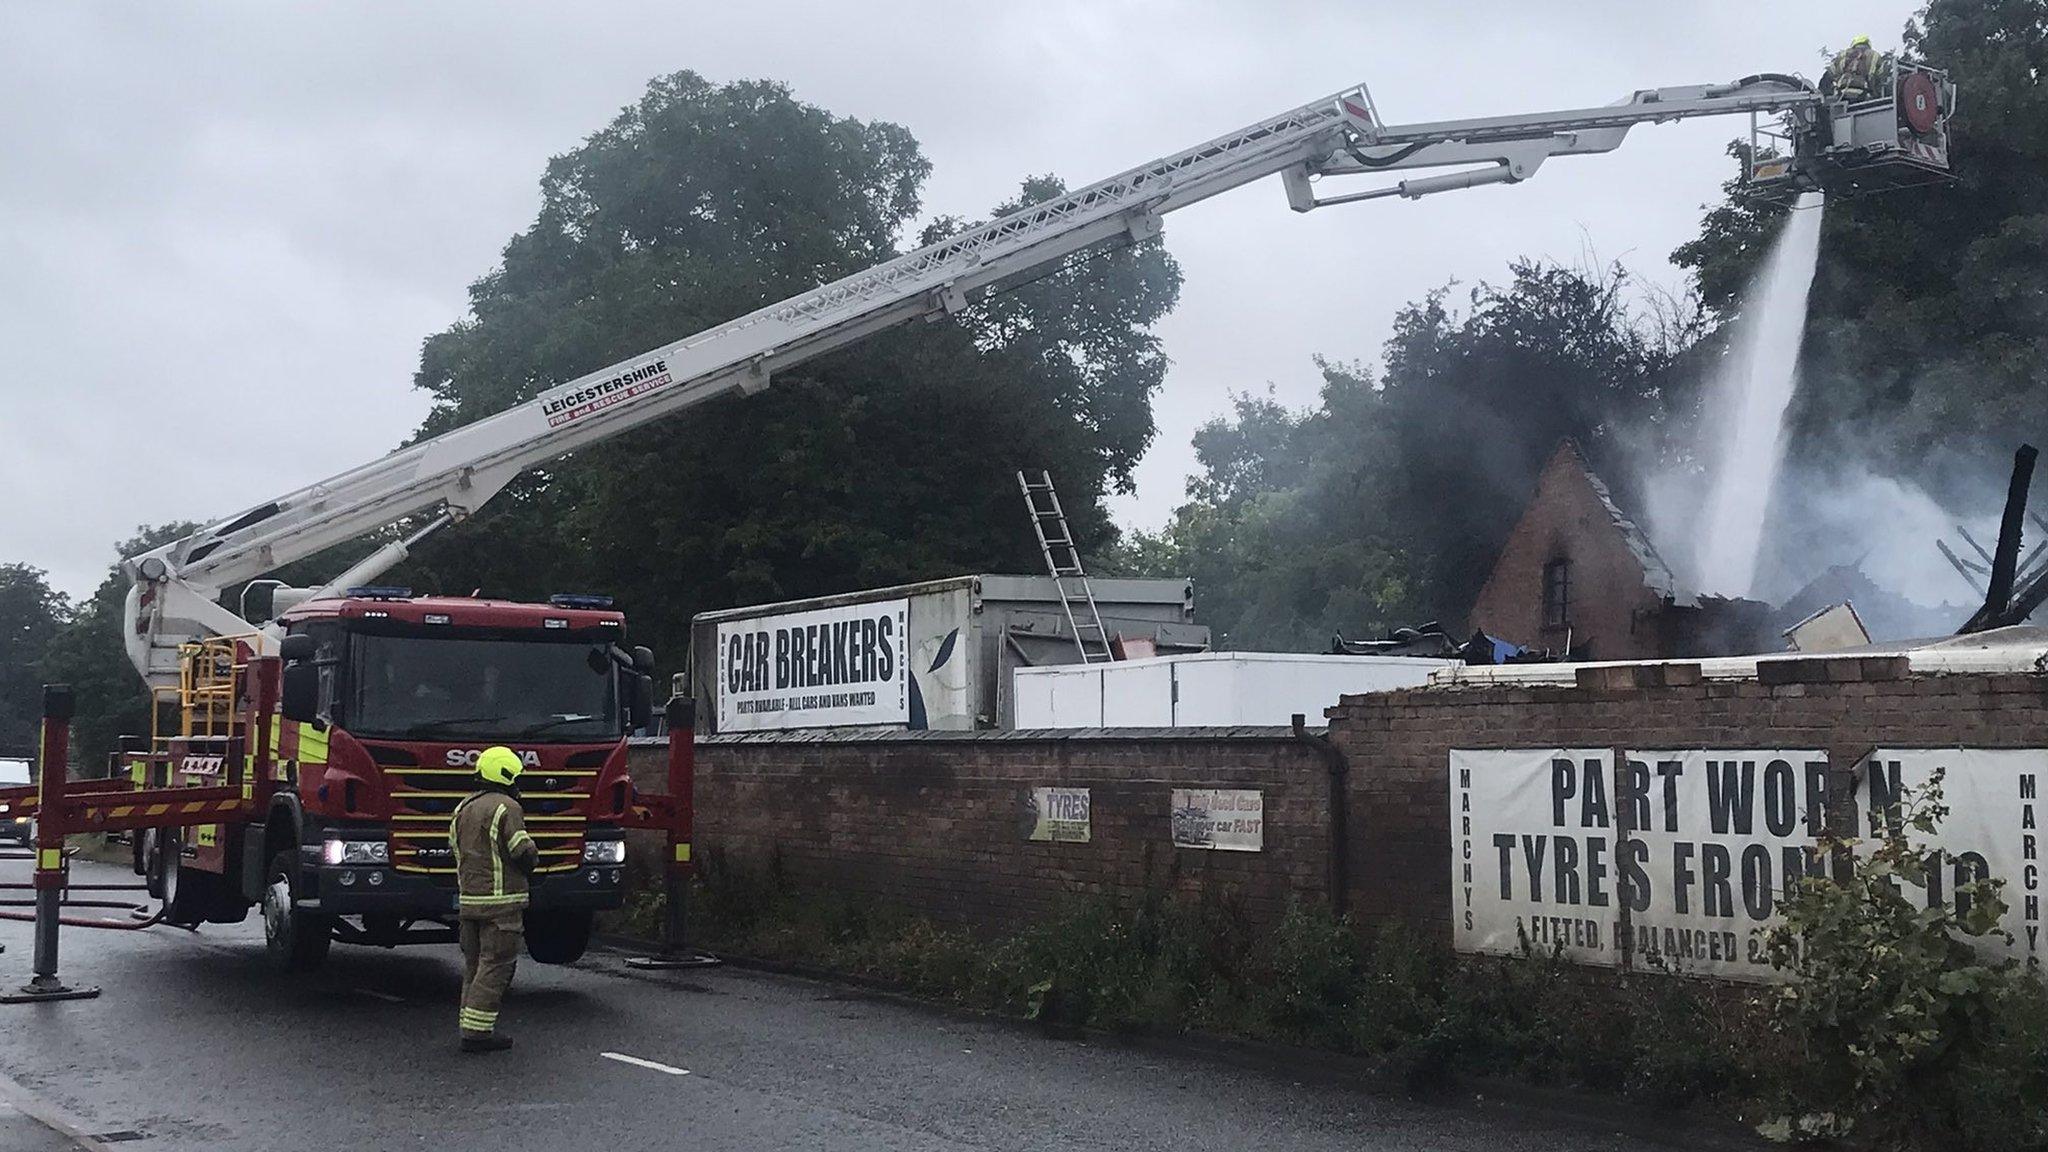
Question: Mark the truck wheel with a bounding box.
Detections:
[262,851,331,972]
[130,831,147,877]
[160,844,209,928]
[143,830,166,898]
[524,909,593,965]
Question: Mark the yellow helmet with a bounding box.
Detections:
[1851,34,1871,46]
[476,746,523,787]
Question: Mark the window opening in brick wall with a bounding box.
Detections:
[1542,557,1570,628]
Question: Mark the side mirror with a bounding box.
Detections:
[628,674,654,733]
[281,662,319,723]
[632,645,655,673]
[279,631,320,722]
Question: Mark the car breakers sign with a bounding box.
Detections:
[1452,749,1829,981]
[716,599,908,732]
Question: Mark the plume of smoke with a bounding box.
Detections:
[1636,442,1997,621]
[1750,463,1988,609]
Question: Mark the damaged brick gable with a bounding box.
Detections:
[1467,440,1691,660]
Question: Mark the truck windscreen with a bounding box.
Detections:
[349,634,621,742]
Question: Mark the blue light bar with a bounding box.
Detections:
[548,593,615,610]
[345,586,413,600]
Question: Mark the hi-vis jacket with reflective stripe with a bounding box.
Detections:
[449,790,539,918]
[1828,45,1882,98]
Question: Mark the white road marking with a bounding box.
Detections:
[600,1051,690,1076]
[353,988,404,1003]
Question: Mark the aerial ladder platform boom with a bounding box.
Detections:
[123,69,1953,689]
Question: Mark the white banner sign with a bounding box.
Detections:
[1452,749,1827,980]
[1872,749,2046,968]
[1625,749,1829,979]
[716,599,908,731]
[1455,749,1613,968]
[1026,787,1091,843]
[1171,788,1263,852]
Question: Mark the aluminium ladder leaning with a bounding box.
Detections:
[1016,471,1115,663]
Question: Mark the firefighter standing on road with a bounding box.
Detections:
[450,745,539,1053]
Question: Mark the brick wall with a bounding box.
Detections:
[628,729,1331,933]
[620,660,2048,951]
[1326,659,2048,941]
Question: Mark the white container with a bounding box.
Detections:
[690,574,1208,732]
[1012,651,1454,729]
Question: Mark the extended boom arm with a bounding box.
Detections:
[123,74,1826,688]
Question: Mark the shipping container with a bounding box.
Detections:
[689,574,1207,733]
[1011,651,1456,728]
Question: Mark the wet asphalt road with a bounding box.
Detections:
[0,860,1677,1152]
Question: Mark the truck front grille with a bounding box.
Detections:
[384,767,595,877]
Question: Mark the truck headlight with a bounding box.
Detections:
[582,840,626,865]
[322,839,390,866]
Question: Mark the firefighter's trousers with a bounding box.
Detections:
[459,910,523,1036]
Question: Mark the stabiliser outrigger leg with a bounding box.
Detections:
[624,690,720,971]
[0,670,269,1005]
[1,687,104,1004]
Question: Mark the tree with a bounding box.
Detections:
[0,564,69,756]
[1106,368,1418,651]
[400,72,1179,669]
[1114,261,1684,649]
[41,524,198,775]
[1374,262,1676,619]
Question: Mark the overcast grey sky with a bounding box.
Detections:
[0,1,1914,598]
